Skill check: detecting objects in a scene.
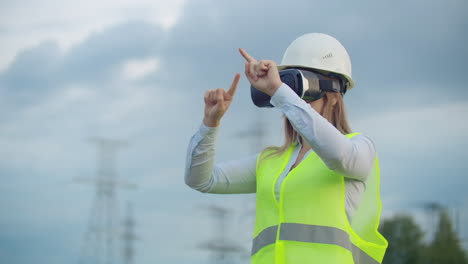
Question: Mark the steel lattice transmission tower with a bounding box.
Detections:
[198,205,244,264]
[235,112,268,259]
[77,138,136,264]
[122,202,138,264]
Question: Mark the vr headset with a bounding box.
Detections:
[251,68,346,108]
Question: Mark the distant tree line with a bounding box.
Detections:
[380,209,467,264]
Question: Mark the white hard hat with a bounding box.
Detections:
[278,33,354,90]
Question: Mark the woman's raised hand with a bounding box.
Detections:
[203,73,241,127]
[239,48,282,96]
[202,49,281,127]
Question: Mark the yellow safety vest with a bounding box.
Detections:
[251,133,388,264]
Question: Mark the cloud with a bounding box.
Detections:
[60,21,164,83]
[0,0,186,71]
[352,100,468,215]
[0,20,165,111]
[0,41,60,99]
[354,101,468,153]
[121,58,160,81]
[1,0,468,263]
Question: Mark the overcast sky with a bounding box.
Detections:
[1,0,467,263]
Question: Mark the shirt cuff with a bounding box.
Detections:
[199,122,219,139]
[270,82,304,108]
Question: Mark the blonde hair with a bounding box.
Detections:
[263,92,352,158]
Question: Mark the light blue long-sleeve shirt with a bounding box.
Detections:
[185,83,377,220]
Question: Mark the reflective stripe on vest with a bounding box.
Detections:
[251,225,278,256]
[251,223,379,264]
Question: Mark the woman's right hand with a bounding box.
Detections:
[239,48,282,97]
[203,73,241,127]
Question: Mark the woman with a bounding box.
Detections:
[185,33,387,263]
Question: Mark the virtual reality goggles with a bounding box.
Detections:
[251,68,346,108]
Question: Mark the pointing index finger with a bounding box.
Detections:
[227,73,241,96]
[239,48,256,62]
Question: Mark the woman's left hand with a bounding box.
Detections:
[239,48,282,96]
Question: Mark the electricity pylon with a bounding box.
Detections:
[122,202,138,264]
[197,205,243,264]
[77,138,136,264]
